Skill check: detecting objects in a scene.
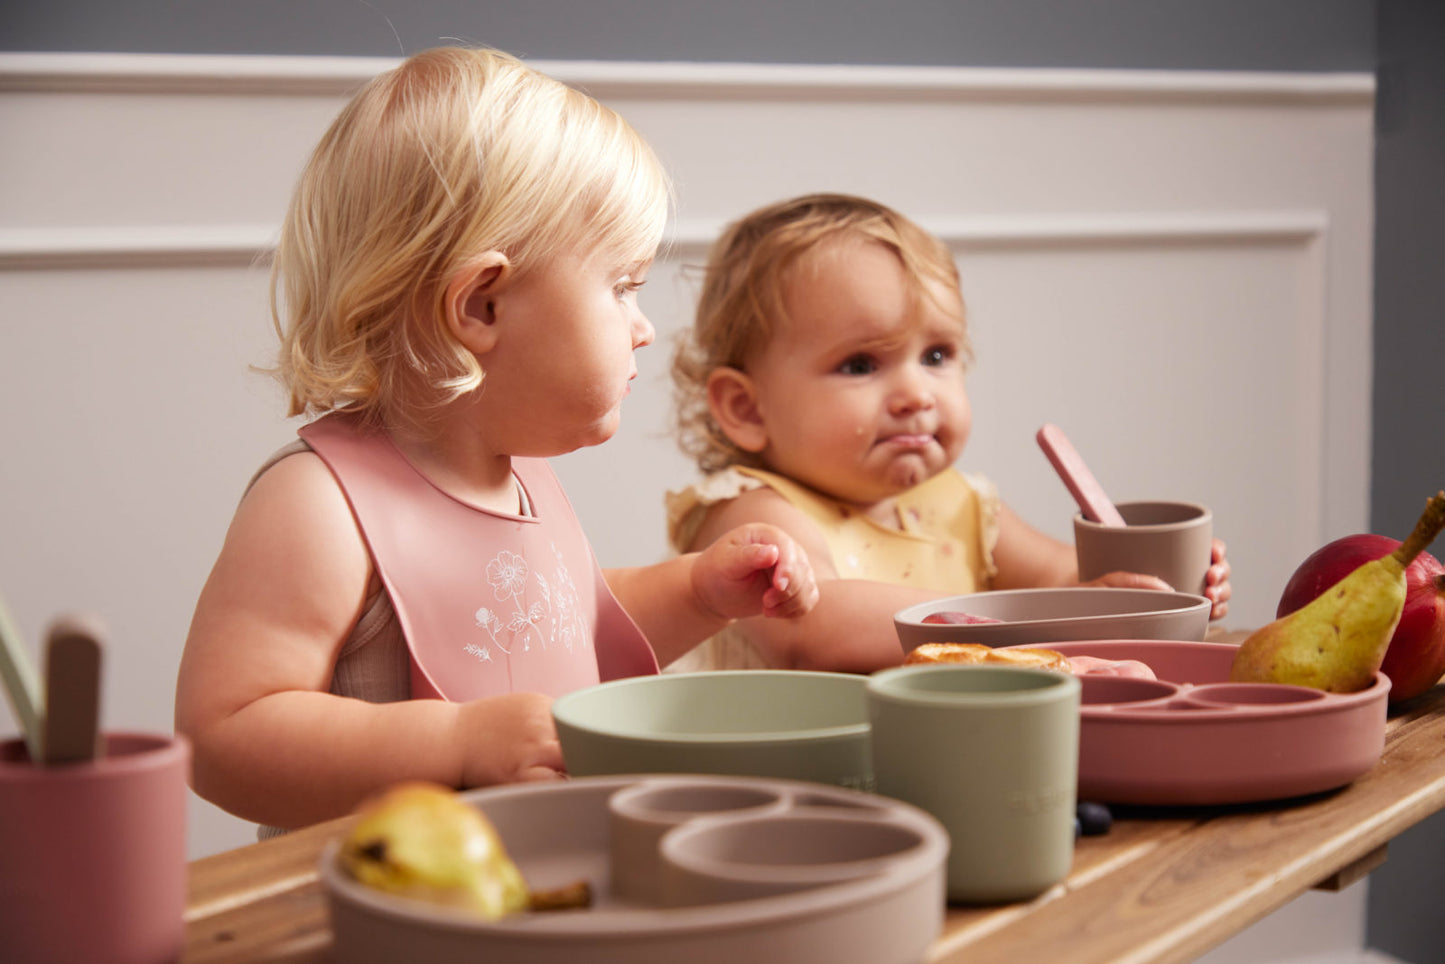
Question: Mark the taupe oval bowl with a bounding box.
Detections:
[553,671,873,791]
[894,588,1210,654]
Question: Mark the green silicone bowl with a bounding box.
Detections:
[552,671,873,792]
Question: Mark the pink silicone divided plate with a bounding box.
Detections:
[1007,640,1389,806]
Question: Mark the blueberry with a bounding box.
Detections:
[1076,801,1112,836]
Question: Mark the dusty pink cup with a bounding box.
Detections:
[0,732,190,964]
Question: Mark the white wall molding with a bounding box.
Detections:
[0,225,277,270]
[0,211,1328,270]
[682,210,1329,255]
[0,52,1374,105]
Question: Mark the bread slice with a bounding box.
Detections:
[903,642,1071,673]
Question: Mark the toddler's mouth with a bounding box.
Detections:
[880,433,935,449]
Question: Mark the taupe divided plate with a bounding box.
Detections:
[1007,640,1389,805]
[321,775,948,964]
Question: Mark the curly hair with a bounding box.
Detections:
[269,46,671,434]
[671,193,969,474]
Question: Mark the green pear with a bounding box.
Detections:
[339,781,531,919]
[1231,491,1445,693]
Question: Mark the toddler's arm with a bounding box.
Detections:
[675,488,941,673]
[175,453,562,831]
[606,522,819,668]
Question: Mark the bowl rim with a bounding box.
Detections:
[551,670,871,745]
[867,663,1081,707]
[1072,499,1212,531]
[893,587,1210,630]
[1021,639,1392,722]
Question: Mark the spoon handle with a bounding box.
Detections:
[1036,423,1127,527]
[0,595,45,761]
[43,616,104,765]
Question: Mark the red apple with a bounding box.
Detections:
[1276,534,1445,703]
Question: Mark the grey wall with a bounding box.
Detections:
[2,0,1375,69]
[1362,8,1445,962]
[6,1,1442,962]
[1371,2,1445,547]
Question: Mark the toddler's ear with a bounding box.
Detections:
[444,252,510,354]
[707,367,768,453]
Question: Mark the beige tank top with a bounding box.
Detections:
[249,441,409,840]
[248,440,412,706]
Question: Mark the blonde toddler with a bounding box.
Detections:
[666,194,1227,673]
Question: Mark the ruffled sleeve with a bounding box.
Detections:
[664,467,766,554]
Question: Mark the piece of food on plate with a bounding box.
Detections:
[904,642,1070,671]
[1065,655,1157,680]
[920,611,1005,625]
[904,643,1157,680]
[339,781,591,918]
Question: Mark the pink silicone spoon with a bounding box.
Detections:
[1036,423,1127,527]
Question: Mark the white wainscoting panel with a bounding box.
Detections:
[0,56,1373,870]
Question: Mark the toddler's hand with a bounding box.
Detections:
[693,523,820,621]
[1077,537,1231,622]
[455,692,566,789]
[1203,538,1231,621]
[1078,571,1173,592]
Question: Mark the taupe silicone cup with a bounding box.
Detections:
[1074,500,1213,596]
[867,665,1080,904]
[0,732,190,964]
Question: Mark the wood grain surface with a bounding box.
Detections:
[184,687,1445,964]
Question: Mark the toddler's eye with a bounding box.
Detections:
[837,354,876,375]
[614,279,645,300]
[922,344,955,366]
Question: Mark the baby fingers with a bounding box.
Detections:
[763,544,819,617]
[763,579,820,618]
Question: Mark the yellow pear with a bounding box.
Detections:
[339,782,530,919]
[1231,491,1445,693]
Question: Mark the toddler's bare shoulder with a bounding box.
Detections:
[233,448,358,550]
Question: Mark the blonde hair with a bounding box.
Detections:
[270,46,671,432]
[672,193,969,474]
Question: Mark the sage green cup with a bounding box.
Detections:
[866,665,1080,904]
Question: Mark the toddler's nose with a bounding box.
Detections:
[889,369,935,414]
[633,311,656,349]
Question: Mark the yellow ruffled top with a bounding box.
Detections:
[664,466,1000,670]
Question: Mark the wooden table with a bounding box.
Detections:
[184,687,1445,964]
